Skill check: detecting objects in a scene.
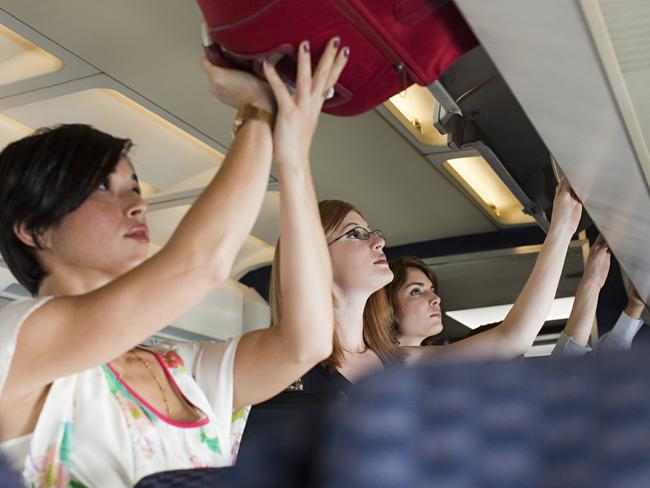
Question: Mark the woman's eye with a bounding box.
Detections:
[410,288,421,296]
[98,181,109,191]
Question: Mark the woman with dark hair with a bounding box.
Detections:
[386,255,442,347]
[0,38,347,486]
[388,236,646,356]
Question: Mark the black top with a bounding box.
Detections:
[300,364,353,395]
[237,364,351,481]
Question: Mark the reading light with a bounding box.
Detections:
[0,24,62,86]
[384,85,447,146]
[444,156,535,225]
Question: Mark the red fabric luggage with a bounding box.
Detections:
[197,0,478,116]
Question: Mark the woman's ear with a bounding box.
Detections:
[13,223,46,249]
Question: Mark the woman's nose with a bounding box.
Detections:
[371,234,385,250]
[126,192,148,218]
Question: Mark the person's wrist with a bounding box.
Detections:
[276,155,309,170]
[576,278,605,300]
[547,220,574,241]
[251,89,275,114]
[232,103,275,137]
[625,302,644,320]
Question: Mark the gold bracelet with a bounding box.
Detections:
[232,104,275,137]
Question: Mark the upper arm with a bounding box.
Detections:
[0,297,52,398]
[409,327,514,364]
[3,248,220,400]
[231,326,322,410]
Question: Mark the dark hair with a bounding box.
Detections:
[0,124,132,295]
[386,255,439,338]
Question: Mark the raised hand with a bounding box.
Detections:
[581,234,611,290]
[201,57,275,113]
[262,37,349,167]
[549,177,582,237]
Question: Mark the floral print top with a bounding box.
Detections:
[0,297,251,488]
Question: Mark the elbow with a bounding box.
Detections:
[284,324,333,367]
[207,260,231,288]
[495,328,531,359]
[508,335,536,358]
[164,237,235,288]
[205,246,237,288]
[294,339,332,367]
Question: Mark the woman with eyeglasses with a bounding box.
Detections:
[265,179,581,395]
[0,38,347,486]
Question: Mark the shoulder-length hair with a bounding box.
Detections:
[386,255,439,339]
[269,199,403,371]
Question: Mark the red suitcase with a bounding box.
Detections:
[198,0,478,116]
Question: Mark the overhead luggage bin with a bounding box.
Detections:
[453,0,650,306]
[431,45,589,231]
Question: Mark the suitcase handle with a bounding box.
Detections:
[201,23,352,109]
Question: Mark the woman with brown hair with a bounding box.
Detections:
[388,236,647,357]
[385,255,442,347]
[269,199,403,391]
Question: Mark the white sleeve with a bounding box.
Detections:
[551,331,591,357]
[0,296,53,396]
[191,337,241,416]
[596,311,644,352]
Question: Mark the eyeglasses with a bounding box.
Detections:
[328,226,386,246]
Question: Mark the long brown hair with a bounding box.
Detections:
[270,199,403,370]
[386,255,439,339]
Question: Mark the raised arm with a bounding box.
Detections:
[552,236,610,355]
[4,64,275,398]
[595,283,646,352]
[232,39,349,409]
[624,285,647,322]
[408,179,582,364]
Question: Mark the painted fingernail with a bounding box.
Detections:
[343,47,350,57]
[262,59,270,69]
[303,42,310,53]
[333,38,340,48]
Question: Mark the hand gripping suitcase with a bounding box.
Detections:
[197,0,478,116]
